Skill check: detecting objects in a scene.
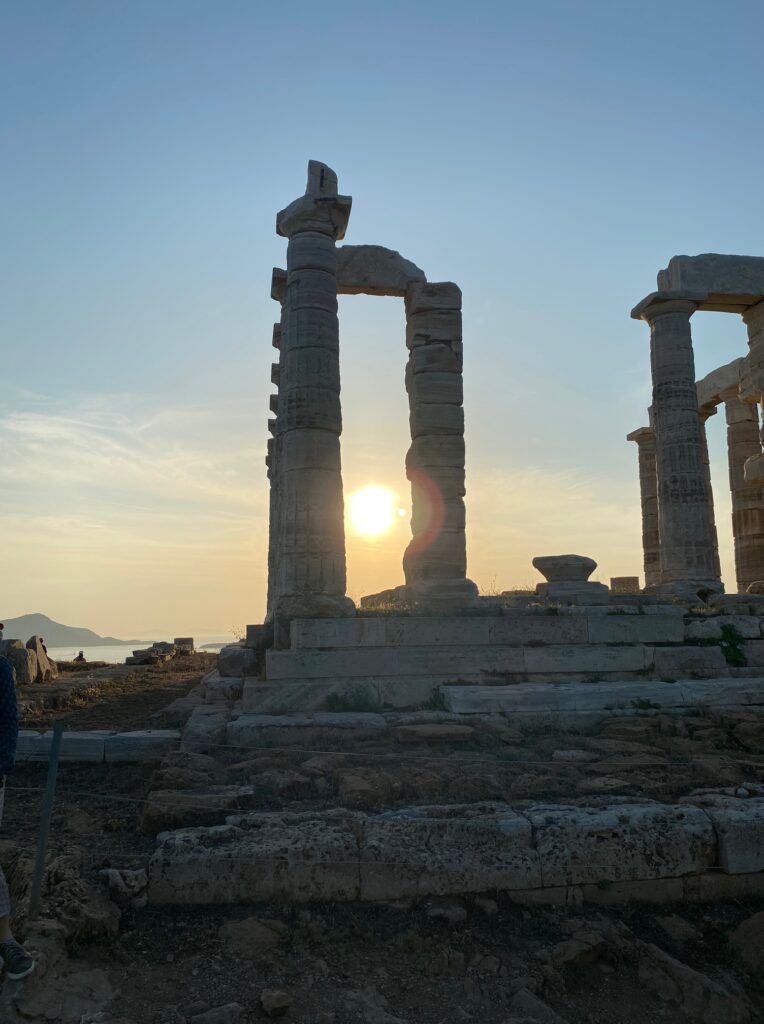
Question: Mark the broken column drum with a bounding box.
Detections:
[265,162,476,626]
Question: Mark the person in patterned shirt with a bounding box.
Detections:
[0,654,35,980]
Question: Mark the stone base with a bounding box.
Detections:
[535,581,609,605]
[647,580,724,603]
[359,585,412,611]
[410,577,479,611]
[245,623,273,648]
[442,676,764,720]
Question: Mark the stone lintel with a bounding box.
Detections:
[657,254,764,309]
[337,244,426,297]
[696,357,744,411]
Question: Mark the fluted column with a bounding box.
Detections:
[635,297,721,590]
[698,412,722,581]
[403,282,477,604]
[744,301,764,486]
[265,271,286,623]
[726,395,764,590]
[271,162,355,629]
[626,426,660,587]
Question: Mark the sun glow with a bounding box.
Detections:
[348,485,404,538]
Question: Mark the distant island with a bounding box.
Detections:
[0,613,152,648]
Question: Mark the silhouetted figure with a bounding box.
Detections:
[0,654,36,979]
[73,651,86,664]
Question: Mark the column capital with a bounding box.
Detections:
[626,426,654,446]
[277,160,352,240]
[631,292,698,323]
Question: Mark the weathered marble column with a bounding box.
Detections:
[633,297,721,592]
[626,426,660,587]
[744,301,764,486]
[265,269,286,622]
[403,282,477,604]
[271,162,355,629]
[698,412,722,582]
[726,394,764,590]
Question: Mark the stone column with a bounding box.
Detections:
[626,426,660,587]
[744,301,764,485]
[403,282,477,604]
[698,412,722,582]
[265,270,286,623]
[635,297,721,593]
[726,394,764,590]
[271,162,355,631]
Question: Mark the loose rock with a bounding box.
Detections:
[260,989,292,1018]
[729,909,764,973]
[190,1004,243,1024]
[218,917,286,959]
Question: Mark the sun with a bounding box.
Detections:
[347,485,403,537]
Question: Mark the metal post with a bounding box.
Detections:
[28,721,64,921]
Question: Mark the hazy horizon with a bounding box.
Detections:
[3,1,764,635]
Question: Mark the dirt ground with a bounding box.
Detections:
[3,663,764,1022]
[17,654,216,731]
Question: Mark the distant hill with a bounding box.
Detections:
[0,613,147,647]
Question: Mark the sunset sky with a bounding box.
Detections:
[3,0,764,637]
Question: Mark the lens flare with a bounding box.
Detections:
[348,486,398,537]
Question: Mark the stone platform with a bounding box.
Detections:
[216,604,758,713]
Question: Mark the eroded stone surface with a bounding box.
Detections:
[530,802,714,887]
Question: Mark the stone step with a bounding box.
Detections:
[146,796,764,906]
[266,643,654,681]
[441,677,764,720]
[16,729,181,763]
[243,677,442,713]
[225,710,506,749]
[289,612,684,649]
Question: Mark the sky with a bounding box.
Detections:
[2,0,764,637]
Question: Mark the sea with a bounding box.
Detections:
[48,633,233,665]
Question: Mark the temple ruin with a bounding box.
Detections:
[630,254,764,597]
[108,167,764,931]
[265,161,476,644]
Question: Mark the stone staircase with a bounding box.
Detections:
[239,605,758,713]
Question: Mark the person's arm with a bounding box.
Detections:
[0,658,18,777]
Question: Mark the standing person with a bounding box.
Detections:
[0,655,35,980]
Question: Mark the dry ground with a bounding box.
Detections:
[2,662,764,1022]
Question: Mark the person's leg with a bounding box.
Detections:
[0,785,34,980]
